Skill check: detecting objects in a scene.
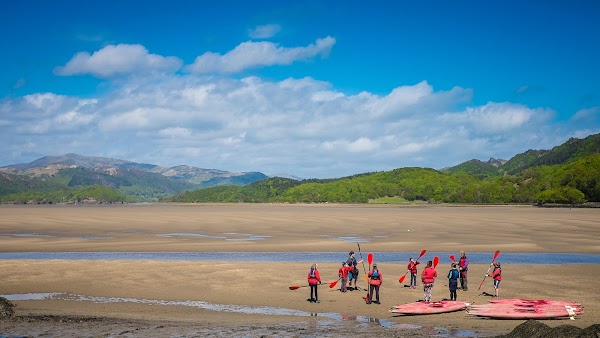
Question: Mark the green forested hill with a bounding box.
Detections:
[165,136,600,205]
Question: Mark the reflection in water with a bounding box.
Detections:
[1,293,483,336]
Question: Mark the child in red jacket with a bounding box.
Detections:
[407,257,420,289]
[487,262,502,298]
[338,262,350,292]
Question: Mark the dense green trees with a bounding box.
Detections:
[164,154,599,205]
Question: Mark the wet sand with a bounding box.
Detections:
[1,204,599,337]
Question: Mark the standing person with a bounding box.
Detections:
[407,257,420,289]
[458,251,469,291]
[421,260,438,302]
[447,263,460,301]
[487,262,502,298]
[307,263,322,303]
[346,251,361,290]
[367,263,383,304]
[338,262,350,292]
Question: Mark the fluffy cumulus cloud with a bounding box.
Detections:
[248,24,281,39]
[186,36,336,74]
[2,41,594,178]
[54,44,183,78]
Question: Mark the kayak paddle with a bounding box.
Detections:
[450,255,455,262]
[478,250,501,291]
[289,285,309,290]
[366,252,373,303]
[399,249,426,283]
[433,256,439,268]
[329,277,342,289]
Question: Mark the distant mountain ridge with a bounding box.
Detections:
[1,133,598,204]
[1,153,268,202]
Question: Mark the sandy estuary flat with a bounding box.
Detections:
[1,203,599,337]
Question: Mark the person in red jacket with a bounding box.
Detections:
[421,260,438,302]
[407,257,420,289]
[338,261,350,292]
[307,263,322,303]
[458,251,469,291]
[487,262,502,298]
[367,263,383,304]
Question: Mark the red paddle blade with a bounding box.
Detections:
[289,286,300,290]
[433,256,439,268]
[399,275,406,283]
[418,249,427,259]
[493,250,500,261]
[329,280,339,288]
[450,255,455,261]
[367,253,373,265]
[366,292,370,303]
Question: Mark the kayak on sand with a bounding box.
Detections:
[487,298,581,307]
[390,300,469,315]
[468,305,584,319]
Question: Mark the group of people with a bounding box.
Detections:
[307,250,502,304]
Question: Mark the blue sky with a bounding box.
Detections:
[1,1,599,178]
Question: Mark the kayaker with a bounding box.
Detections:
[459,251,469,291]
[346,251,361,291]
[447,263,460,301]
[367,263,383,304]
[338,261,350,292]
[421,260,438,302]
[407,257,420,289]
[487,262,502,298]
[307,263,322,303]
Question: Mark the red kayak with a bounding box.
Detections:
[468,305,584,319]
[487,298,581,307]
[390,300,469,315]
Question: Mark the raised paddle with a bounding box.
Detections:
[366,252,373,303]
[450,255,456,262]
[433,256,439,268]
[478,250,501,291]
[357,243,368,286]
[399,249,426,283]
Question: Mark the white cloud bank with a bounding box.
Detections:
[3,41,597,178]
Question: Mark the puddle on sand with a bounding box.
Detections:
[337,236,369,243]
[1,293,484,337]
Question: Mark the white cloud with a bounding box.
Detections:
[186,36,336,74]
[55,44,183,78]
[0,71,591,178]
[248,24,281,39]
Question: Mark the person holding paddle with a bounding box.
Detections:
[407,257,420,289]
[346,251,362,291]
[338,261,350,292]
[458,251,469,291]
[307,263,322,303]
[487,262,502,298]
[367,263,383,304]
[421,260,438,302]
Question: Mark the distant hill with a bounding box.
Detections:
[443,133,600,176]
[0,154,268,203]
[167,133,600,205]
[2,133,599,205]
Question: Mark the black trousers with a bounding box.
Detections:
[310,284,318,300]
[369,284,380,302]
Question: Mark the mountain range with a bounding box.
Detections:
[1,133,598,204]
